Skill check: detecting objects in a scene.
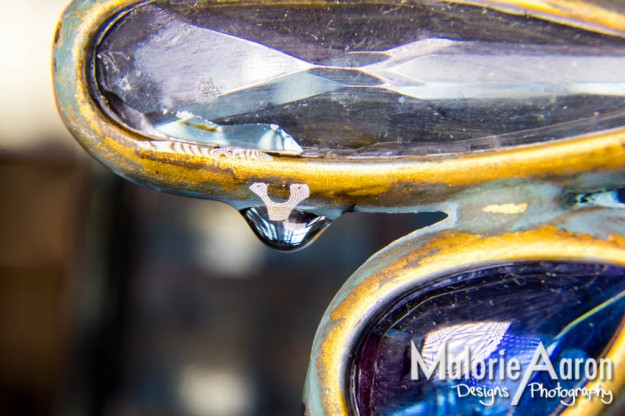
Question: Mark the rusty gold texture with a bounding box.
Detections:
[307,228,625,415]
[54,0,625,211]
[54,1,625,414]
[451,0,625,36]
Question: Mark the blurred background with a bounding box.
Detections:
[0,1,440,415]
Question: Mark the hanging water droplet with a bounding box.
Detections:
[241,207,332,251]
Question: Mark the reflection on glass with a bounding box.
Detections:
[352,262,625,415]
[93,1,625,156]
[421,322,511,379]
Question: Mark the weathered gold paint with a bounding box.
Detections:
[316,228,625,415]
[451,0,625,35]
[55,0,625,210]
[55,1,625,414]
[483,203,529,214]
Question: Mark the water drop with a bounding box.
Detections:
[242,207,332,252]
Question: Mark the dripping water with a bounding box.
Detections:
[241,207,333,252]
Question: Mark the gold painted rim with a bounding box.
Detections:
[308,227,625,415]
[54,0,625,209]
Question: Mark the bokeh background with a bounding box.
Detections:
[0,1,439,415]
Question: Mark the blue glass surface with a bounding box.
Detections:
[352,262,625,415]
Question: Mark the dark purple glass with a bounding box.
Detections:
[351,262,625,415]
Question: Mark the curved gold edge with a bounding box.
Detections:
[564,320,625,416]
[54,0,625,209]
[448,0,625,36]
[308,228,625,415]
